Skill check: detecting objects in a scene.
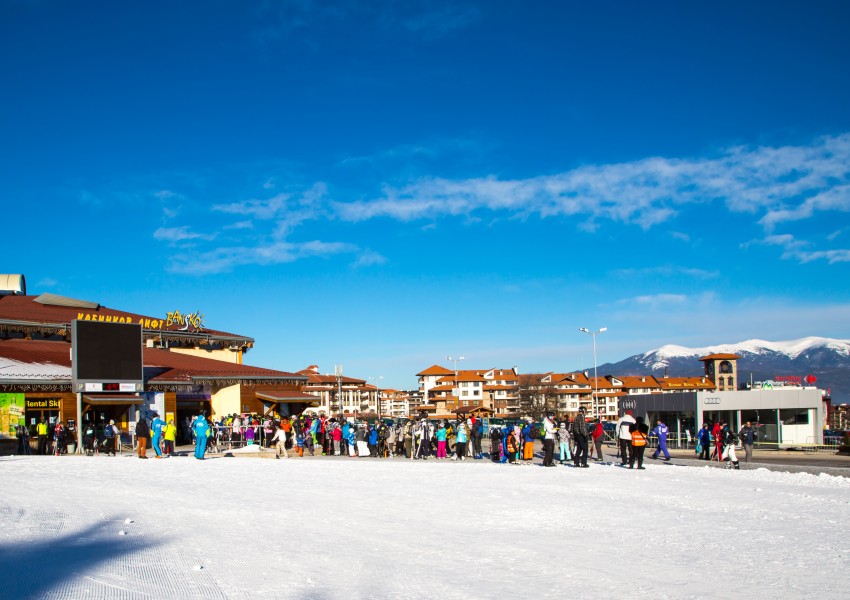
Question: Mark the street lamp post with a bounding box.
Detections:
[579,327,607,420]
[335,364,343,422]
[445,355,465,409]
[369,376,384,420]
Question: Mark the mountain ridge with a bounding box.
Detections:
[593,336,850,405]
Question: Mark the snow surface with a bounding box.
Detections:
[643,336,850,369]
[1,455,849,599]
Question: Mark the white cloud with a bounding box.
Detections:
[333,134,850,231]
[153,226,216,244]
[167,240,358,275]
[351,250,388,268]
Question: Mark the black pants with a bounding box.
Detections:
[630,445,646,468]
[542,439,555,466]
[456,441,467,459]
[573,436,588,466]
[472,437,482,456]
[699,442,710,460]
[38,435,48,455]
[618,438,631,464]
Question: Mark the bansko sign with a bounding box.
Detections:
[75,310,205,333]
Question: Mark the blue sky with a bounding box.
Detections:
[3,1,850,389]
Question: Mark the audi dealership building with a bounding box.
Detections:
[622,387,826,448]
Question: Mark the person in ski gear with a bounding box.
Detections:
[135,416,150,459]
[541,412,557,467]
[271,426,288,458]
[192,413,210,459]
[720,421,740,469]
[651,418,670,461]
[36,418,49,455]
[571,407,589,467]
[102,420,117,456]
[521,420,535,461]
[151,412,165,458]
[435,421,448,459]
[589,419,604,462]
[696,423,711,460]
[453,421,468,461]
[629,416,649,469]
[557,422,571,464]
[163,420,177,456]
[616,410,636,466]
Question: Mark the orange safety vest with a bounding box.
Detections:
[631,430,647,447]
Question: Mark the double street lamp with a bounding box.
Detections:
[579,327,607,420]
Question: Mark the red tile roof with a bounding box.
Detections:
[0,294,250,341]
[0,338,303,384]
[417,365,454,376]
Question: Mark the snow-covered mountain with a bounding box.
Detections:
[595,337,850,404]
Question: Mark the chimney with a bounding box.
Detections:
[664,367,668,379]
[641,376,646,383]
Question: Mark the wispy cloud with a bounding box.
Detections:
[152,133,850,273]
[611,266,719,279]
[753,234,850,264]
[351,250,388,268]
[334,134,850,230]
[167,239,358,275]
[617,293,688,307]
[153,226,217,244]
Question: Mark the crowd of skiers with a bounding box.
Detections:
[159,406,702,470]
[25,407,751,471]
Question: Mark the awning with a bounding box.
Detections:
[82,394,141,405]
[255,390,320,405]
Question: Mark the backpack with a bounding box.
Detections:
[723,430,737,445]
[528,424,540,439]
[104,426,114,439]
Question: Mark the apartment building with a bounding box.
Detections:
[416,365,520,417]
[297,365,379,417]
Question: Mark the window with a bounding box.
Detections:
[780,410,809,425]
[462,390,468,397]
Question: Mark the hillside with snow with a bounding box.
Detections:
[596,336,850,404]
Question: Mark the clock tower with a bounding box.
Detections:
[699,353,742,391]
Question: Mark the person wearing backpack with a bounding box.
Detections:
[696,423,711,460]
[720,421,740,469]
[102,420,117,456]
[589,420,605,462]
[628,416,649,470]
[522,419,536,461]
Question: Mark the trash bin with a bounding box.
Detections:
[66,443,77,454]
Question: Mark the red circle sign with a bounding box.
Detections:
[804,374,817,385]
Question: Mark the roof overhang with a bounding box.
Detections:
[82,394,142,405]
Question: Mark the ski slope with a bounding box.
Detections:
[0,454,848,599]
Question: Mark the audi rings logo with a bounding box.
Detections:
[620,399,636,410]
[704,397,721,405]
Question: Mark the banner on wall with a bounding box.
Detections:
[0,393,25,437]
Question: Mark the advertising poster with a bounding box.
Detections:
[0,393,25,437]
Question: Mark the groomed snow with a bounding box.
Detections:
[1,455,848,599]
